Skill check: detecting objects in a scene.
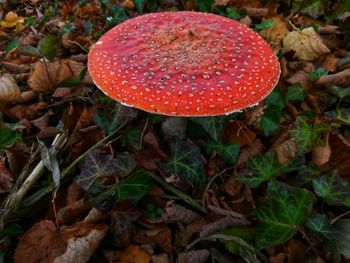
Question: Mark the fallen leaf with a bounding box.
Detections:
[0,73,21,104]
[316,69,350,87]
[28,59,93,92]
[199,216,246,238]
[7,102,48,121]
[175,217,206,248]
[245,7,269,18]
[14,220,109,263]
[214,0,230,6]
[0,155,13,193]
[161,117,187,139]
[178,249,210,263]
[57,199,90,225]
[237,139,264,167]
[161,203,200,224]
[120,245,151,263]
[312,134,331,167]
[0,11,25,31]
[287,239,308,263]
[259,17,289,52]
[222,120,256,146]
[325,133,350,178]
[110,201,141,247]
[275,138,298,165]
[134,225,172,253]
[152,254,170,263]
[283,27,330,61]
[322,54,339,72]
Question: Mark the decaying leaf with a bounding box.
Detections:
[222,120,256,146]
[312,134,331,167]
[0,11,25,31]
[283,27,330,61]
[0,73,21,104]
[316,69,350,87]
[259,17,289,52]
[0,155,13,193]
[275,138,298,165]
[214,0,230,6]
[134,225,172,253]
[14,220,109,263]
[161,203,200,224]
[120,245,151,263]
[28,59,93,92]
[178,249,210,263]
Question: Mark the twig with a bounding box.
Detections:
[6,133,67,210]
[201,167,233,207]
[150,173,207,214]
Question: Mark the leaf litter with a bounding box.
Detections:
[1,0,350,262]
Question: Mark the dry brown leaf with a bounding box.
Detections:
[52,224,108,263]
[275,138,298,165]
[283,27,330,61]
[7,102,48,120]
[245,7,268,18]
[28,59,93,92]
[152,254,170,263]
[260,18,289,52]
[199,216,246,238]
[214,0,230,6]
[222,120,256,146]
[0,155,13,193]
[14,220,109,263]
[120,245,151,263]
[322,54,339,72]
[316,68,350,87]
[312,134,331,167]
[237,139,264,166]
[57,199,90,225]
[134,226,172,253]
[0,73,21,104]
[161,203,200,224]
[178,249,210,263]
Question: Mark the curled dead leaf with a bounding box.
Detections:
[316,69,350,87]
[178,249,210,263]
[14,220,109,263]
[283,27,330,61]
[28,59,93,92]
[0,73,21,104]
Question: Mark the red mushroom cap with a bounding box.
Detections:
[88,11,280,116]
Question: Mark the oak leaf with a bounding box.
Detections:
[283,27,330,61]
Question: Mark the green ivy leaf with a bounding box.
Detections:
[115,170,153,202]
[238,152,285,188]
[261,89,285,136]
[196,0,214,12]
[38,35,58,61]
[306,213,335,239]
[121,128,142,151]
[286,83,306,102]
[255,19,276,30]
[115,153,137,177]
[312,171,350,208]
[95,96,137,135]
[253,181,314,250]
[310,67,328,80]
[206,140,240,164]
[226,7,247,20]
[167,139,206,189]
[77,150,118,191]
[0,127,22,152]
[325,108,350,125]
[133,0,145,12]
[5,39,20,52]
[300,0,325,19]
[190,116,226,140]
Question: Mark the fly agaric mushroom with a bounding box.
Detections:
[88,11,280,116]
